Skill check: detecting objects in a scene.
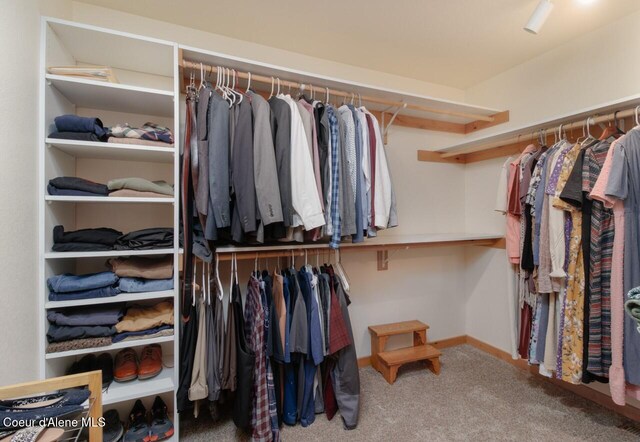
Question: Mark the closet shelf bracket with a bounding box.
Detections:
[382,103,407,145]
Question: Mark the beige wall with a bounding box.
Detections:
[0,0,72,385]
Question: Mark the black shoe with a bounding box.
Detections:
[73,354,98,375]
[148,397,173,441]
[124,400,148,442]
[103,409,124,442]
[97,353,114,389]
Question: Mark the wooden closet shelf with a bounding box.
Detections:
[419,93,640,163]
[211,233,505,261]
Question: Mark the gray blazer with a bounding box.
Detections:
[204,92,231,241]
[269,97,293,227]
[231,98,257,236]
[337,111,356,236]
[195,86,210,217]
[249,91,283,226]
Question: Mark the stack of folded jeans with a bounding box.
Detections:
[48,115,109,142]
[113,301,174,343]
[47,305,122,344]
[47,271,120,301]
[108,255,173,293]
[48,176,109,197]
[52,225,122,252]
[114,228,174,250]
[107,177,174,197]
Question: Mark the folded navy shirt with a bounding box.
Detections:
[47,305,124,327]
[54,115,108,140]
[49,177,109,196]
[48,131,101,142]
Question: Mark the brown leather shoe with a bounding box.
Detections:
[138,344,163,380]
[114,348,138,382]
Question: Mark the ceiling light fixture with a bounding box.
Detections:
[524,0,554,35]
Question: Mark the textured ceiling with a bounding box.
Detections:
[74,0,640,88]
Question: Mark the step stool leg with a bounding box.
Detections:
[413,330,426,347]
[370,336,388,372]
[389,365,399,384]
[426,357,441,375]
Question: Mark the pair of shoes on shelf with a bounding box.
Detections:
[67,353,114,389]
[114,345,162,382]
[124,397,173,442]
[77,409,123,442]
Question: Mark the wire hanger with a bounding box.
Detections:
[228,253,235,304]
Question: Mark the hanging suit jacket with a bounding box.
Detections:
[195,86,211,217]
[249,91,284,227]
[268,96,293,227]
[205,92,231,241]
[231,98,257,241]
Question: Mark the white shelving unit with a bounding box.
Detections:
[47,138,175,163]
[38,17,180,434]
[45,196,175,203]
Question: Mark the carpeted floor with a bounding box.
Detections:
[180,345,638,441]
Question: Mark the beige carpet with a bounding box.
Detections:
[179,345,638,441]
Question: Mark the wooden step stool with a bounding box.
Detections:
[368,320,441,384]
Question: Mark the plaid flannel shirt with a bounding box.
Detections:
[110,122,174,144]
[327,107,341,249]
[246,277,272,442]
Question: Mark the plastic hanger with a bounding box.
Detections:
[198,63,205,90]
[635,105,640,127]
[325,87,330,104]
[334,249,351,292]
[246,71,252,94]
[277,78,281,96]
[268,76,274,99]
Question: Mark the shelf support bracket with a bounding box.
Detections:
[382,103,407,145]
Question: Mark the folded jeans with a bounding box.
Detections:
[48,285,120,302]
[118,277,173,293]
[48,271,119,293]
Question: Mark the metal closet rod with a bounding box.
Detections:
[181,59,494,122]
[441,105,640,158]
